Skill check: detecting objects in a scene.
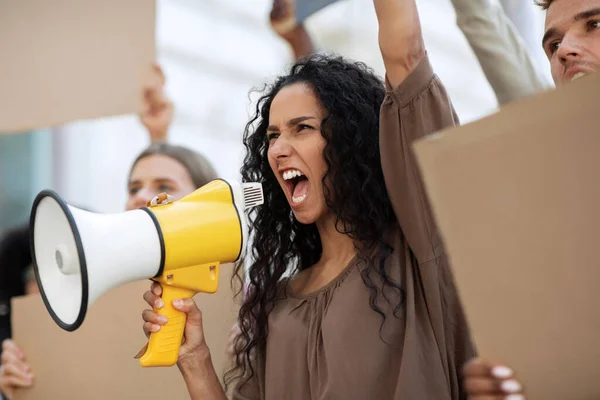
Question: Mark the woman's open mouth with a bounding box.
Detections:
[282,169,309,205]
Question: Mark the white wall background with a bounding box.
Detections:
[52,0,550,213]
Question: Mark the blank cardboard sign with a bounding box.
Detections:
[0,0,155,134]
[413,73,600,399]
[12,270,239,399]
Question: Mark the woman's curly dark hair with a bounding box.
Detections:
[225,53,403,390]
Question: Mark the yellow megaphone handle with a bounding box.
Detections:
[139,284,196,367]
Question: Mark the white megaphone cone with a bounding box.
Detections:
[30,189,164,331]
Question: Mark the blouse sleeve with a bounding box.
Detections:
[379,54,458,264]
[380,55,478,397]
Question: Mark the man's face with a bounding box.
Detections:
[543,0,600,86]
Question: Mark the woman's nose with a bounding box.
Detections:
[270,136,293,160]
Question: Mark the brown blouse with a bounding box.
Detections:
[232,54,477,400]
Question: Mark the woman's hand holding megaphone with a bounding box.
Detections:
[142,282,211,369]
[142,282,228,399]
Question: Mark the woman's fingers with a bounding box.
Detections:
[1,362,33,383]
[464,358,514,379]
[464,376,522,394]
[2,373,34,387]
[151,282,162,295]
[143,321,162,338]
[141,309,168,339]
[141,283,166,338]
[1,340,23,360]
[143,290,163,309]
[1,351,29,373]
[464,358,524,399]
[142,309,167,325]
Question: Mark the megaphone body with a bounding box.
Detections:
[30,179,263,367]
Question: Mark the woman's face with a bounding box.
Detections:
[267,82,329,225]
[126,154,196,211]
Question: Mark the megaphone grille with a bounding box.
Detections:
[30,190,88,331]
[242,182,264,209]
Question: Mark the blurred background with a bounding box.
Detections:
[0,0,550,229]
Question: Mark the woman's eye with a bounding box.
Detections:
[129,187,139,195]
[589,20,600,30]
[267,133,279,142]
[159,184,175,192]
[549,41,560,53]
[298,124,313,131]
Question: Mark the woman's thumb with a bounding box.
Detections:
[173,298,204,336]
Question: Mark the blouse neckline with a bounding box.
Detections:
[284,252,361,300]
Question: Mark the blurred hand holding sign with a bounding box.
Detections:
[295,0,341,23]
[270,0,341,35]
[413,73,600,400]
[0,0,155,134]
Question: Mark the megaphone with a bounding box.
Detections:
[29,178,263,367]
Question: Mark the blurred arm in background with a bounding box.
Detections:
[450,0,552,106]
[139,63,174,143]
[498,0,547,61]
[269,0,317,60]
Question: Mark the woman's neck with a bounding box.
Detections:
[289,213,357,296]
[315,213,356,269]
